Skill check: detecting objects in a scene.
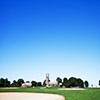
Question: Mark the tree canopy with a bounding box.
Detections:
[62,77,84,88]
[99,80,100,86]
[0,78,10,87]
[84,81,89,88]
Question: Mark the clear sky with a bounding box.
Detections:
[0,0,100,87]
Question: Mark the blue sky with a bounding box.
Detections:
[0,0,100,87]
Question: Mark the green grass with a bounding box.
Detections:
[0,87,100,100]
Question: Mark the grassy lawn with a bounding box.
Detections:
[0,87,100,100]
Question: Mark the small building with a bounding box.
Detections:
[21,82,32,88]
[49,81,58,87]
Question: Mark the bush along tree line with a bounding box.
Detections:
[0,78,11,87]
[56,77,89,88]
[31,81,42,87]
[0,78,42,87]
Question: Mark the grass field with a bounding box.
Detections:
[0,87,100,100]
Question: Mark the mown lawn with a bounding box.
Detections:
[0,87,100,100]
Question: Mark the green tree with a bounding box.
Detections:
[69,77,78,87]
[43,80,46,86]
[37,82,42,87]
[84,81,89,88]
[63,77,68,87]
[63,77,68,82]
[17,79,24,87]
[0,78,11,87]
[67,80,71,87]
[0,78,5,87]
[31,81,37,87]
[99,80,100,86]
[56,77,62,87]
[26,81,30,83]
[4,78,11,87]
[11,80,18,87]
[77,78,84,88]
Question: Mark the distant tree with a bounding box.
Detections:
[4,78,11,87]
[17,79,24,87]
[11,80,18,87]
[77,78,84,88]
[0,78,11,87]
[31,81,37,87]
[63,77,68,82]
[91,84,93,87]
[0,78,5,87]
[63,77,68,87]
[69,77,78,87]
[56,77,62,87]
[99,80,100,86]
[84,81,89,88]
[26,81,30,83]
[67,80,71,87]
[37,82,42,87]
[43,80,46,86]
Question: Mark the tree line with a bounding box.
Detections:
[0,77,100,88]
[56,77,89,88]
[0,78,42,87]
